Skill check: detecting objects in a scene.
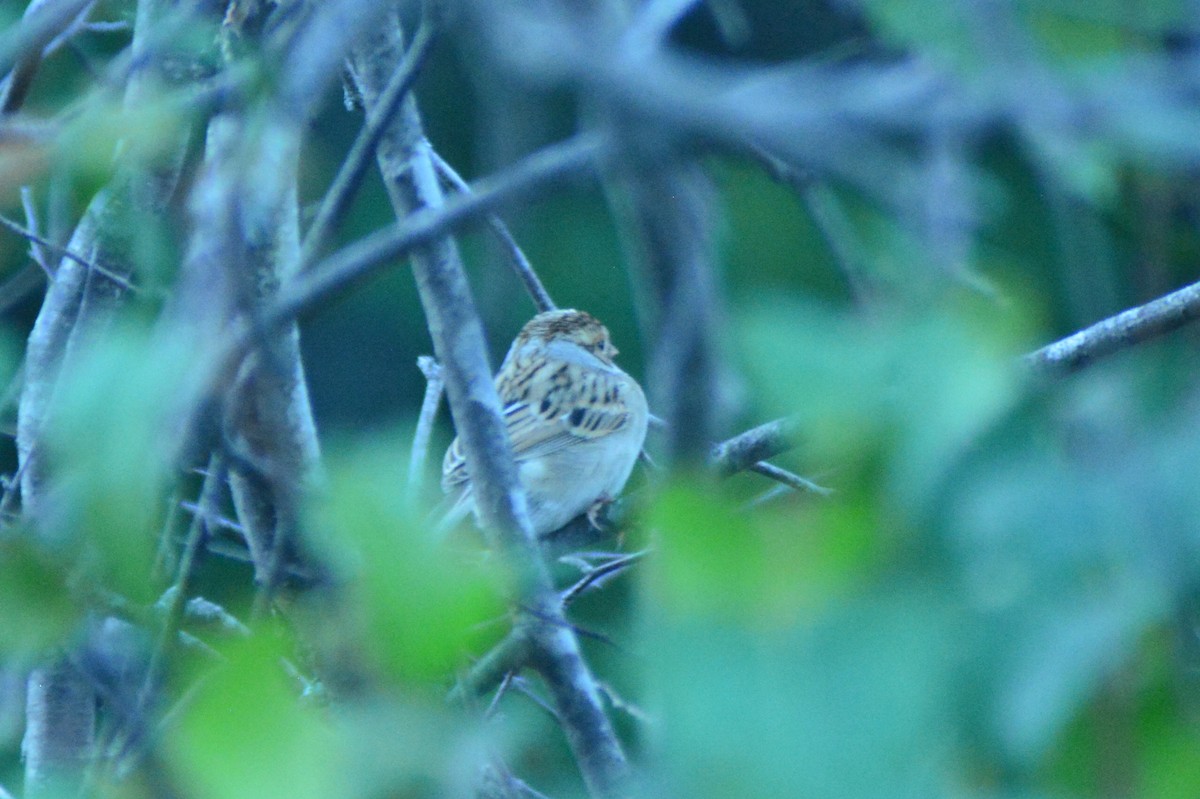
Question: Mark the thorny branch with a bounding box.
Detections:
[349,14,630,797]
[453,416,818,704]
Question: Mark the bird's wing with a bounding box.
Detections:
[441,366,635,490]
[506,367,634,459]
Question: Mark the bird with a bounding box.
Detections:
[441,308,649,538]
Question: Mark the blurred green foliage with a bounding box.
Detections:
[43,325,187,601]
[166,633,346,799]
[315,439,506,684]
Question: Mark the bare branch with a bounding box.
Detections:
[1023,279,1200,376]
[708,416,797,476]
[350,15,630,796]
[117,454,225,767]
[748,460,832,496]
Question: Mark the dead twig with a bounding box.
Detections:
[20,187,53,276]
[0,213,136,291]
[431,149,556,313]
[561,550,647,605]
[748,461,832,496]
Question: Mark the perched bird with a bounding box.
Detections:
[441,309,649,537]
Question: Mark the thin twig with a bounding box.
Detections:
[509,676,561,722]
[182,596,250,636]
[742,483,791,510]
[46,18,133,61]
[408,355,444,498]
[596,681,653,726]
[431,149,556,313]
[299,17,437,267]
[0,213,136,291]
[484,670,514,719]
[200,536,317,584]
[150,488,183,583]
[20,187,53,277]
[41,1,98,58]
[561,551,647,605]
[508,775,554,799]
[178,501,243,535]
[748,461,832,496]
[1023,278,1200,376]
[81,19,130,34]
[122,454,224,762]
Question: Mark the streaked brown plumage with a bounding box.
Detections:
[441,309,648,536]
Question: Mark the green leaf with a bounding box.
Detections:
[316,438,506,683]
[858,0,980,73]
[647,479,883,624]
[738,296,1026,517]
[167,633,344,799]
[0,536,82,656]
[44,325,190,601]
[996,585,1167,761]
[644,589,961,799]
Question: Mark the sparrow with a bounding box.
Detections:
[441,309,649,537]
